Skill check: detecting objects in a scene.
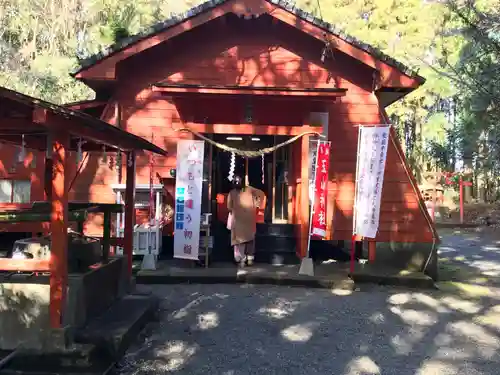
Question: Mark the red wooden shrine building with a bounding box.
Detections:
[1,0,438,275]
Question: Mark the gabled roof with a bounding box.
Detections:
[72,0,424,84]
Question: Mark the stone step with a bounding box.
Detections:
[0,345,112,375]
[73,294,159,360]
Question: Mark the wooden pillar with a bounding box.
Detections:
[368,240,376,263]
[49,132,69,328]
[44,158,53,201]
[102,210,111,263]
[124,151,136,276]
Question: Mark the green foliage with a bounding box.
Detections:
[0,0,499,200]
[0,0,203,102]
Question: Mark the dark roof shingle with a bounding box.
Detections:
[72,0,424,83]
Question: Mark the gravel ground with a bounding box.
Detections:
[439,229,500,280]
[116,284,500,375]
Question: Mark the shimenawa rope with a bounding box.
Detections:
[174,127,321,158]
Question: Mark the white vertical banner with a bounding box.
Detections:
[174,140,205,260]
[354,126,390,239]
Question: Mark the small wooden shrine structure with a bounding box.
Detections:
[3,0,439,278]
[0,86,167,328]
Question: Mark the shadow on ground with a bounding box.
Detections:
[115,282,500,375]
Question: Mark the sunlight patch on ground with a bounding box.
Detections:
[172,294,228,320]
[281,323,316,342]
[447,321,500,359]
[387,293,412,305]
[416,360,457,375]
[481,245,500,251]
[331,288,353,296]
[438,246,458,254]
[151,341,198,372]
[388,292,449,313]
[390,330,424,356]
[433,332,473,360]
[413,293,450,313]
[437,282,497,299]
[257,298,299,319]
[473,305,500,331]
[440,296,481,314]
[345,356,380,375]
[196,311,219,330]
[369,312,385,324]
[464,260,500,277]
[389,306,437,326]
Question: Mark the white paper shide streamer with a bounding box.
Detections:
[261,154,265,184]
[228,152,236,181]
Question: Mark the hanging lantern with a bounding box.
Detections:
[17,134,26,163]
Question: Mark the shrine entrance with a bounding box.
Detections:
[203,134,295,262]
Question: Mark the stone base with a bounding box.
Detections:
[369,242,439,280]
[0,257,131,351]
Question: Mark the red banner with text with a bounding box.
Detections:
[311,141,331,238]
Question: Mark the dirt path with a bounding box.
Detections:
[438,228,500,285]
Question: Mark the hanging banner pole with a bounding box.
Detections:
[351,126,363,275]
[174,140,205,260]
[311,141,331,238]
[351,124,391,274]
[306,140,321,258]
[299,139,321,276]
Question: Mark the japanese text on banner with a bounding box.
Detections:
[354,126,390,239]
[311,141,331,238]
[173,140,205,260]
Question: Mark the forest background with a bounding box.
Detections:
[0,0,499,202]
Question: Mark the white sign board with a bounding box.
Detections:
[174,140,205,260]
[308,138,319,204]
[354,126,390,238]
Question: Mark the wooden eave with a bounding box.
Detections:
[152,83,347,98]
[0,86,167,155]
[64,99,108,111]
[72,0,424,91]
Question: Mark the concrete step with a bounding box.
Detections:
[0,346,113,375]
[73,294,159,360]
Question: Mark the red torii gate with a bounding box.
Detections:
[0,86,167,328]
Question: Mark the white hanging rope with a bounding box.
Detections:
[175,127,322,158]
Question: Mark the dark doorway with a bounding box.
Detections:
[208,134,291,261]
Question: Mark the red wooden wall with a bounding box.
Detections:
[0,12,433,244]
[104,15,432,243]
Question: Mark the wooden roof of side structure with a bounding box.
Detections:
[0,86,167,155]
